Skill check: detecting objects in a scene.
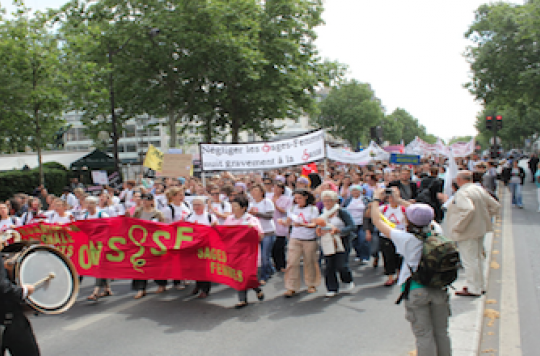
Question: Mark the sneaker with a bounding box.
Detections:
[354,257,361,262]
[519,206,524,209]
[325,291,337,298]
[342,282,355,292]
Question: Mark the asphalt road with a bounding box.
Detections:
[30,257,416,356]
[480,177,540,356]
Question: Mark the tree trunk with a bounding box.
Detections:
[34,109,44,186]
[168,86,177,148]
[108,46,120,174]
[231,118,240,143]
[205,116,212,143]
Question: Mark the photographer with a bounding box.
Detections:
[371,188,451,356]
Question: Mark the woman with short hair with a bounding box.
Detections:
[224,195,264,308]
[131,193,165,299]
[316,190,355,297]
[248,184,275,285]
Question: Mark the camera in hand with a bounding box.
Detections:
[385,188,393,196]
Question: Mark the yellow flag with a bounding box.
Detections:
[143,144,164,172]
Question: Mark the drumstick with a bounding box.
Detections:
[33,273,56,288]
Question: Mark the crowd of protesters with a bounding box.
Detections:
[0,152,535,355]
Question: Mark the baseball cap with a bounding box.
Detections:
[405,204,434,227]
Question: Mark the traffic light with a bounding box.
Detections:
[486,115,493,130]
[495,115,502,130]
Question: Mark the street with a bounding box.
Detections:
[29,176,540,356]
[31,254,416,356]
[479,178,540,356]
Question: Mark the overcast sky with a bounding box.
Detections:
[4,0,509,141]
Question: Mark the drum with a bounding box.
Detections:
[3,244,79,314]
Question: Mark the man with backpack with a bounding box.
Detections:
[371,187,456,356]
[416,167,444,223]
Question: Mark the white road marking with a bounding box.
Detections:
[499,191,522,355]
[63,294,158,331]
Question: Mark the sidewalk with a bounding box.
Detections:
[441,202,501,355]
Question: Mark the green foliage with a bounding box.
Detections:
[465,1,540,144]
[42,161,68,171]
[448,136,473,145]
[386,108,432,144]
[55,0,345,146]
[313,80,384,148]
[0,4,69,184]
[0,169,68,201]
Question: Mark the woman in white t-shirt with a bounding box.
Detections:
[278,189,321,297]
[157,187,192,292]
[371,189,451,356]
[379,193,406,287]
[208,187,232,225]
[0,203,17,233]
[161,187,191,224]
[186,197,217,299]
[48,199,74,225]
[248,184,275,285]
[97,191,117,217]
[224,195,264,309]
[271,182,293,272]
[83,197,113,301]
[18,197,46,226]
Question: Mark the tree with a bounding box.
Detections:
[386,108,427,144]
[313,80,384,148]
[0,6,67,184]
[465,1,540,145]
[448,136,473,145]
[380,115,404,144]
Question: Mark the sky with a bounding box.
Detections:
[3,0,507,141]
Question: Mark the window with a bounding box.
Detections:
[126,144,137,152]
[124,125,136,138]
[65,128,77,142]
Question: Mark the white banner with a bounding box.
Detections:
[326,141,389,165]
[200,130,325,171]
[449,138,475,158]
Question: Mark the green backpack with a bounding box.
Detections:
[397,231,461,304]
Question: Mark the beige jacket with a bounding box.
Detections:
[446,183,500,242]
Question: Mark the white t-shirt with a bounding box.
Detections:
[83,210,110,220]
[70,206,87,221]
[0,218,16,232]
[19,211,43,225]
[249,198,275,233]
[346,197,366,225]
[210,201,232,225]
[380,204,406,236]
[185,212,217,226]
[391,222,443,286]
[62,193,79,210]
[288,205,319,240]
[48,212,74,225]
[161,203,191,223]
[154,195,168,211]
[98,206,117,218]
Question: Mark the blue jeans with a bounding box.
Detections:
[508,182,523,206]
[260,235,275,281]
[352,226,371,261]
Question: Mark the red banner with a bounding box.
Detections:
[15,218,259,291]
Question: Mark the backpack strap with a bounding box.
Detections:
[395,265,415,305]
[98,211,103,218]
[401,206,406,214]
[383,205,388,214]
[207,213,212,224]
[169,204,175,221]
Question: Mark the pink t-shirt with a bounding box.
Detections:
[223,213,263,235]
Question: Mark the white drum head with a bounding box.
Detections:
[17,246,78,314]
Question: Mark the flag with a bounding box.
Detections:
[302,162,318,177]
[444,148,458,197]
[143,144,164,172]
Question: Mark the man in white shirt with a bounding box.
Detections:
[61,187,79,210]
